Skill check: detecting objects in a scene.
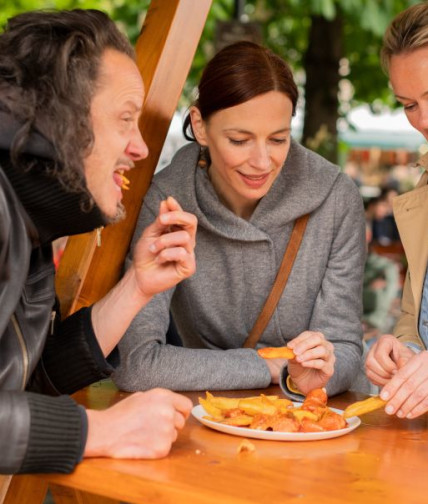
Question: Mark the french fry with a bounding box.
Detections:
[205,392,241,410]
[204,391,279,411]
[271,398,293,413]
[238,396,277,416]
[198,397,224,420]
[220,415,253,426]
[289,409,319,422]
[237,439,255,453]
[257,346,295,360]
[343,396,387,419]
[119,173,130,190]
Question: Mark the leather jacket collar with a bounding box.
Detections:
[0,109,107,244]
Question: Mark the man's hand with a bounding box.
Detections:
[90,196,197,356]
[365,334,413,386]
[84,388,193,459]
[132,196,197,299]
[286,331,335,395]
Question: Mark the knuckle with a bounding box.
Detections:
[413,388,427,403]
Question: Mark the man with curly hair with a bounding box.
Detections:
[0,9,196,474]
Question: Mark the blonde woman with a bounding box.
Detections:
[366,2,428,419]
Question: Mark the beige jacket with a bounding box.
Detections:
[393,153,428,348]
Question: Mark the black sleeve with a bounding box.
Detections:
[29,305,119,395]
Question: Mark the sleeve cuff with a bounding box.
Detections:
[405,342,423,354]
[77,405,88,462]
[20,394,83,474]
[42,306,118,394]
[279,367,305,402]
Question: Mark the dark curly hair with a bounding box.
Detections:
[0,9,134,194]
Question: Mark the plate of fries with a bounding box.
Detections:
[192,389,361,441]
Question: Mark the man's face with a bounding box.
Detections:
[84,49,148,221]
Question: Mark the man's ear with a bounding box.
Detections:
[189,106,208,146]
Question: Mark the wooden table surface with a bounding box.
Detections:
[8,380,428,504]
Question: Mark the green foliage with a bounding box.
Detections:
[1,0,423,125]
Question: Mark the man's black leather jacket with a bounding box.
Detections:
[0,112,115,474]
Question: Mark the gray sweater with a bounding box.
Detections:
[113,140,366,395]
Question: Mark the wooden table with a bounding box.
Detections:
[5,380,428,504]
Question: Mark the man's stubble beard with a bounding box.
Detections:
[107,201,126,224]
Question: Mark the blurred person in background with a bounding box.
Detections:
[362,221,400,339]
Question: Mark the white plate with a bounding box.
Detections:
[192,403,361,441]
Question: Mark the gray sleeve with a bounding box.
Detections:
[113,187,271,392]
[113,289,271,391]
[308,174,366,396]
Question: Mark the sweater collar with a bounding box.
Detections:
[0,110,107,245]
[191,139,340,239]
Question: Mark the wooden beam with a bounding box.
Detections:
[55,0,212,315]
[3,476,47,504]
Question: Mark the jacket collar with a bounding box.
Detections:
[0,109,107,245]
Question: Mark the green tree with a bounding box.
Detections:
[242,0,421,162]
[1,0,420,163]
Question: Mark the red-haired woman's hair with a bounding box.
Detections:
[183,41,298,140]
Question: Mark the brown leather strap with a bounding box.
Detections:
[243,213,310,349]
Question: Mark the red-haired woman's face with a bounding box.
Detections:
[191,91,293,220]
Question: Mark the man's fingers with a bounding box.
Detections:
[150,229,194,255]
[158,210,197,234]
[172,394,193,418]
[165,195,183,212]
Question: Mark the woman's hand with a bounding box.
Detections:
[365,334,413,386]
[366,335,428,418]
[286,331,335,395]
[377,351,428,419]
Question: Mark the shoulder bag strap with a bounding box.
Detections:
[243,213,310,349]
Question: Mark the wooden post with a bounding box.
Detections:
[55,0,212,316]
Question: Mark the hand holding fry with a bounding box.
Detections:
[286,331,335,395]
[376,350,428,419]
[132,196,197,299]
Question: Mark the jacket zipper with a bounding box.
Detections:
[96,226,103,247]
[11,314,29,390]
[50,310,56,335]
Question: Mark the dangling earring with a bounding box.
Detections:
[197,145,209,169]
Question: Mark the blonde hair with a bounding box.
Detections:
[382,2,428,74]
